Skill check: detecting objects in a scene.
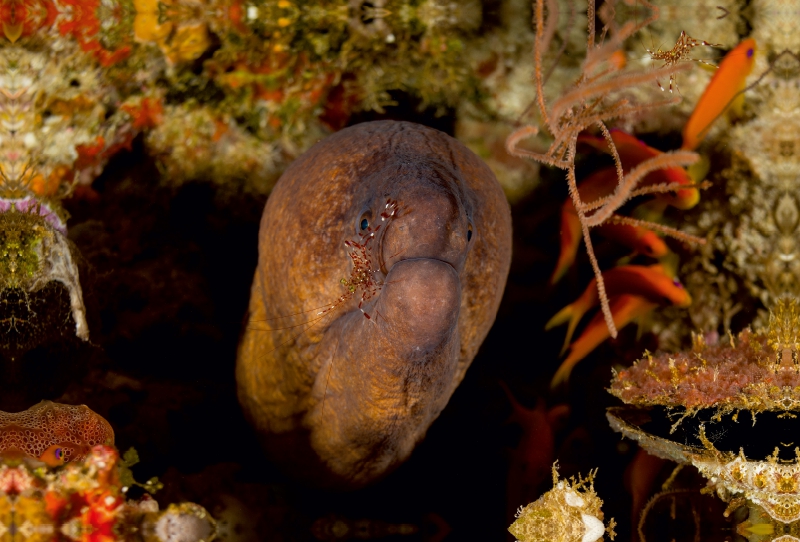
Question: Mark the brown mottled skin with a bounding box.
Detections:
[237,121,512,488]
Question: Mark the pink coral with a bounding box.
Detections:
[609,328,800,413]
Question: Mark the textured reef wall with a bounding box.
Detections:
[2,0,800,540]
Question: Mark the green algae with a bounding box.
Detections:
[0,209,49,291]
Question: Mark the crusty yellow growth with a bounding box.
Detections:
[693,424,800,524]
[767,296,800,371]
[509,463,615,542]
[609,297,800,416]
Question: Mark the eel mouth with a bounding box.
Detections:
[376,256,462,354]
[378,190,469,280]
[364,192,466,340]
[340,203,464,327]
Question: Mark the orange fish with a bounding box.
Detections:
[38,444,70,467]
[500,381,569,526]
[681,38,757,151]
[594,222,668,259]
[577,130,699,209]
[546,264,690,354]
[551,294,657,388]
[550,167,671,284]
[625,448,669,538]
[0,443,84,467]
[608,50,627,71]
[551,167,614,284]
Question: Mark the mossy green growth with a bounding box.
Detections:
[119,447,164,495]
[0,210,49,290]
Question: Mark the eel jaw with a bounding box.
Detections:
[378,257,461,357]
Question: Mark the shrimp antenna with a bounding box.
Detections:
[248,302,341,325]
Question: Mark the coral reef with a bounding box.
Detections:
[608,407,800,526]
[0,444,216,542]
[608,297,800,526]
[0,0,794,538]
[1,0,490,201]
[508,463,616,542]
[610,297,800,416]
[0,207,88,345]
[0,401,113,464]
[735,500,800,542]
[659,4,800,337]
[0,399,219,541]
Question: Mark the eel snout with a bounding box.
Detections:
[380,180,469,275]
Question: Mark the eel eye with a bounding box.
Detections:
[467,223,473,242]
[55,448,63,461]
[358,210,372,232]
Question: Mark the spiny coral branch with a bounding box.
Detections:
[582,151,699,226]
[628,179,711,199]
[609,215,706,245]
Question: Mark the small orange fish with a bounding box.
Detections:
[500,381,569,526]
[0,402,114,467]
[551,294,658,388]
[546,264,690,354]
[551,203,582,285]
[594,222,668,259]
[681,38,757,151]
[625,448,669,538]
[608,50,627,71]
[578,130,699,209]
[551,167,616,284]
[38,444,70,467]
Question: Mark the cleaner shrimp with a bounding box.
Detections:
[245,197,402,419]
[247,198,402,351]
[630,0,722,94]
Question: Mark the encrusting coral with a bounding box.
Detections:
[0,205,88,344]
[651,6,796,339]
[609,297,800,417]
[0,401,113,465]
[0,401,217,541]
[0,0,491,200]
[608,296,800,526]
[509,463,616,542]
[0,444,217,542]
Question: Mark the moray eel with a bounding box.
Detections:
[237,121,512,488]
